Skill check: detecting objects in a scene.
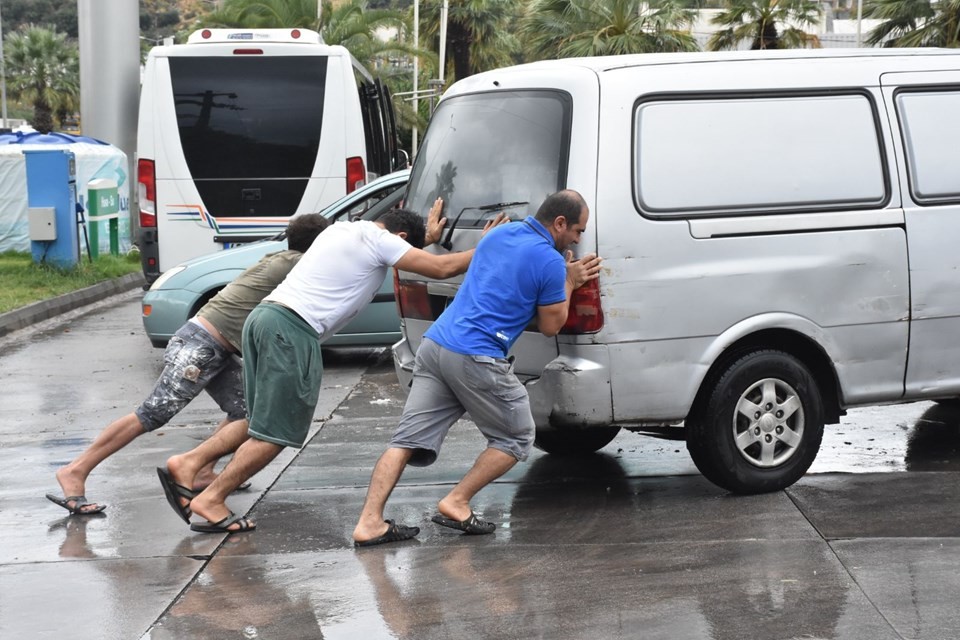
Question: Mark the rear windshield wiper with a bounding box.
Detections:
[441,201,528,250]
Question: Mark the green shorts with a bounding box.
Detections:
[242,303,323,448]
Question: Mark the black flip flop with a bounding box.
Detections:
[431,511,496,535]
[156,467,196,524]
[45,494,106,516]
[190,512,256,534]
[354,519,420,547]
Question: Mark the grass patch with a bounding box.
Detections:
[0,251,141,314]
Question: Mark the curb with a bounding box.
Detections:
[0,272,145,338]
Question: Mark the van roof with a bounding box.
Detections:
[507,48,960,74]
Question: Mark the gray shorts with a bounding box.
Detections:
[390,338,535,466]
[135,322,245,431]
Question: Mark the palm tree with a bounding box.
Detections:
[4,25,79,133]
[417,0,522,82]
[707,0,822,51]
[520,0,699,60]
[864,0,960,48]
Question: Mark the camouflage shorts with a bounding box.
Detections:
[135,321,245,431]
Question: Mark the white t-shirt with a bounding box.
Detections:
[265,220,411,339]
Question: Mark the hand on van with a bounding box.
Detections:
[566,252,602,290]
[482,212,510,235]
[425,198,447,246]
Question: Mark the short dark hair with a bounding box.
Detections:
[286,213,329,252]
[377,208,426,249]
[534,189,587,227]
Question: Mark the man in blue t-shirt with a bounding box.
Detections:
[353,190,603,546]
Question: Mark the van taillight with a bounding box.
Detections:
[561,278,604,334]
[137,158,156,228]
[346,156,365,194]
[394,273,432,320]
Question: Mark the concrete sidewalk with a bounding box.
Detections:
[0,271,144,338]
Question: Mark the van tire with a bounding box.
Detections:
[686,350,824,494]
[534,426,621,456]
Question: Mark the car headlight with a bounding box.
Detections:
[149,265,188,291]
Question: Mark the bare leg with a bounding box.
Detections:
[188,436,282,530]
[54,412,145,512]
[192,417,246,490]
[165,418,250,507]
[353,447,414,543]
[437,448,517,521]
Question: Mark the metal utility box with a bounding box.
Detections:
[25,149,79,268]
[28,207,57,241]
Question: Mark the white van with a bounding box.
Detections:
[137,28,401,283]
[393,48,960,494]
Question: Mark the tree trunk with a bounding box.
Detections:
[34,102,55,134]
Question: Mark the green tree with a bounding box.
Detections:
[707,0,822,50]
[520,0,699,60]
[864,0,960,48]
[417,0,522,82]
[3,0,78,38]
[4,25,80,133]
[200,0,418,69]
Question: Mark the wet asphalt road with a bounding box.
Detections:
[1,291,959,640]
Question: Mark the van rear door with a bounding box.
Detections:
[882,71,960,398]
[398,68,600,378]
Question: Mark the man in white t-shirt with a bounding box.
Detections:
[159,204,504,535]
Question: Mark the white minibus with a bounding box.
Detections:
[137,28,401,282]
[393,48,960,494]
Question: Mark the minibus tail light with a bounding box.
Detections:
[394,273,432,321]
[561,278,604,334]
[346,156,365,194]
[137,158,156,229]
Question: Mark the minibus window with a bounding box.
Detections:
[171,56,326,180]
[406,91,570,229]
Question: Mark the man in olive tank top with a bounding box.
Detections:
[45,214,329,516]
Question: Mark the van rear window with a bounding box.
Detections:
[169,56,327,181]
[897,89,960,203]
[406,90,570,228]
[634,93,886,216]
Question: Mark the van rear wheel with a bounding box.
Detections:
[534,426,621,456]
[686,350,824,494]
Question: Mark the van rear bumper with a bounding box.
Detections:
[526,345,614,430]
[392,336,416,391]
[393,337,614,430]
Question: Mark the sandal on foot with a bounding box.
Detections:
[431,512,496,535]
[190,512,256,534]
[354,520,420,547]
[156,467,196,524]
[45,494,106,515]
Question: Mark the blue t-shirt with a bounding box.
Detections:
[425,216,567,358]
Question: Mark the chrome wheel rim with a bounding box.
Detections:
[733,377,804,468]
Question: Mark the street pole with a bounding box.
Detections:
[0,1,8,129]
[439,0,448,84]
[856,0,863,48]
[412,0,419,157]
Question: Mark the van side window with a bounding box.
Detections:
[896,89,960,203]
[633,93,886,216]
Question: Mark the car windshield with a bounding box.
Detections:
[405,90,571,229]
